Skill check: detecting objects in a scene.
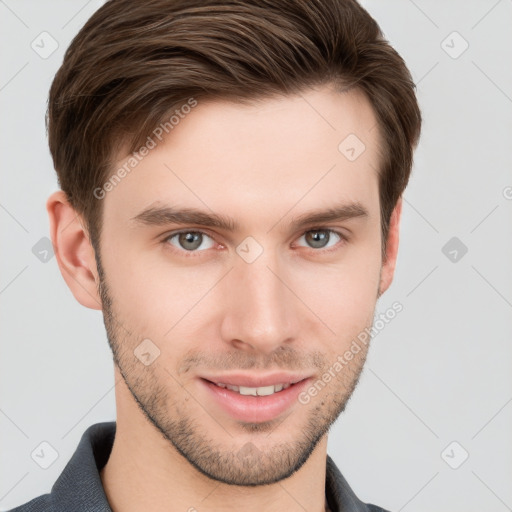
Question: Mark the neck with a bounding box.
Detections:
[100,379,330,512]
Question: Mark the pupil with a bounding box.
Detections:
[180,232,201,250]
[307,230,328,248]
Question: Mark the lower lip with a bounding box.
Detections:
[200,378,311,423]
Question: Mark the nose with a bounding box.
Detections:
[219,251,298,355]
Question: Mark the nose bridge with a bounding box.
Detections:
[220,247,296,352]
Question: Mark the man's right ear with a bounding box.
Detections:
[46,190,102,310]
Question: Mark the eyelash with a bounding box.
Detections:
[161,227,348,257]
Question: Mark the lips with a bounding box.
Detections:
[212,382,292,396]
[198,375,312,423]
[199,371,310,388]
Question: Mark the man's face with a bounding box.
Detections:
[96,85,388,486]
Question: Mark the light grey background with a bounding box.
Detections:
[1,1,511,510]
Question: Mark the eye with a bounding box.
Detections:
[164,230,216,252]
[295,228,344,251]
[162,227,346,256]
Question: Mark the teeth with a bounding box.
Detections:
[215,382,291,395]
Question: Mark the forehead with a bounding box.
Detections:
[103,85,382,230]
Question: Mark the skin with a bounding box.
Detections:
[47,84,402,512]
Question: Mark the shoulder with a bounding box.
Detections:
[5,493,53,512]
[326,454,392,512]
[5,421,116,512]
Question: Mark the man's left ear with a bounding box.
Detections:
[378,197,402,297]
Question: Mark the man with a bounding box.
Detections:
[9,0,421,510]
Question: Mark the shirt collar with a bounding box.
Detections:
[48,421,379,512]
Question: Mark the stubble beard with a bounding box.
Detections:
[96,258,371,486]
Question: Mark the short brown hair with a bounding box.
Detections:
[47,0,421,259]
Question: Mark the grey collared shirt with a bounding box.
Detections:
[7,422,390,512]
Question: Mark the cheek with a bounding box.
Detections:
[291,241,382,338]
[300,267,379,338]
[102,245,220,336]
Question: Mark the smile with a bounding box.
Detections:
[213,382,292,396]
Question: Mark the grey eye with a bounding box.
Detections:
[298,229,341,249]
[167,231,215,252]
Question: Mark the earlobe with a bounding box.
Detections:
[378,197,402,297]
[46,190,102,310]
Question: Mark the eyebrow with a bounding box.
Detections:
[130,201,369,233]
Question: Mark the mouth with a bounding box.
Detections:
[208,380,295,396]
[198,376,311,423]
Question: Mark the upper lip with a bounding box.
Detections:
[200,372,311,388]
